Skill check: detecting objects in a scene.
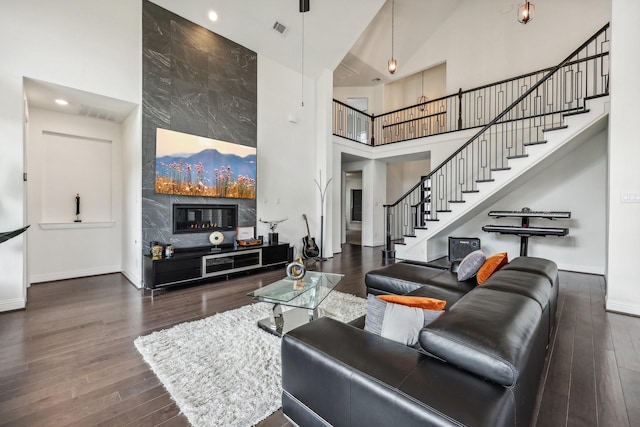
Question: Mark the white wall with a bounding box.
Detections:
[386,158,431,203]
[402,0,611,94]
[121,107,142,287]
[315,69,337,258]
[363,160,387,247]
[447,130,607,273]
[333,85,387,116]
[384,63,447,112]
[333,87,374,110]
[0,0,141,311]
[27,109,124,283]
[607,0,640,316]
[257,55,317,259]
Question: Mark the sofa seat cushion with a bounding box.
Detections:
[365,263,449,295]
[404,285,467,309]
[419,287,542,386]
[419,270,477,293]
[480,269,552,311]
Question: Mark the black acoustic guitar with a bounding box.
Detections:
[302,214,320,258]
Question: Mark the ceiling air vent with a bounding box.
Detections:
[79,104,117,122]
[273,21,288,36]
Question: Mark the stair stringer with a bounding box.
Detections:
[395,96,610,262]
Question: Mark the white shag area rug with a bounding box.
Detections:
[134,291,366,427]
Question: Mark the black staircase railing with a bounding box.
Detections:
[332,99,374,144]
[383,23,610,258]
[333,30,610,148]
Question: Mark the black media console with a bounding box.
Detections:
[143,243,291,291]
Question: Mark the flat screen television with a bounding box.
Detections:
[155,128,256,199]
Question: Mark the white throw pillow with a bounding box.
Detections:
[364,294,444,346]
[457,250,486,281]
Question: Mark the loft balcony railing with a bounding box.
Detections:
[333,29,608,147]
[382,23,609,256]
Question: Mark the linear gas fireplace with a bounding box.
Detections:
[173,204,238,234]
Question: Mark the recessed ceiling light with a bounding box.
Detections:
[208,10,218,22]
[55,99,68,106]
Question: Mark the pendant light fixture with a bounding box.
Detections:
[387,0,397,74]
[417,70,428,111]
[517,1,535,24]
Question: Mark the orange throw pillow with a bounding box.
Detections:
[378,295,446,310]
[477,252,509,284]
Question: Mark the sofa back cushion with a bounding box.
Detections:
[365,263,446,295]
[480,269,552,311]
[419,287,542,386]
[501,256,558,288]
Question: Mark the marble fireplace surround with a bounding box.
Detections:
[141,0,257,251]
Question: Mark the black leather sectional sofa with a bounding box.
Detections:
[281,256,559,427]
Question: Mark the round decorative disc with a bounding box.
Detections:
[209,231,224,246]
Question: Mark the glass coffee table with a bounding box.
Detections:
[248,271,344,336]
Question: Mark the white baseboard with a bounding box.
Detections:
[30,265,121,284]
[606,299,640,317]
[0,298,25,312]
[557,263,605,275]
[121,270,142,289]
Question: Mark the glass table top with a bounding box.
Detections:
[248,271,344,310]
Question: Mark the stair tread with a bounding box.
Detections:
[462,190,480,193]
[476,179,495,183]
[425,219,440,222]
[436,210,452,213]
[491,167,511,171]
[543,125,569,132]
[585,93,608,101]
[563,109,590,117]
[448,200,465,203]
[507,154,528,159]
[524,140,548,146]
[403,234,416,238]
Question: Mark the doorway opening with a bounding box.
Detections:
[345,170,362,245]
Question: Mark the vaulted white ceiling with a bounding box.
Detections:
[335,0,464,87]
[25,0,469,119]
[151,0,466,87]
[150,0,386,80]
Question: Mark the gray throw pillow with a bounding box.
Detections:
[457,250,486,281]
[364,294,445,346]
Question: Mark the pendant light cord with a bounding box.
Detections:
[391,0,395,60]
[301,11,305,107]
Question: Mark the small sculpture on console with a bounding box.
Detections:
[259,217,288,245]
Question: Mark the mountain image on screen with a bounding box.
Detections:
[155,149,257,199]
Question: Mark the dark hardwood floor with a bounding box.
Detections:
[0,244,637,426]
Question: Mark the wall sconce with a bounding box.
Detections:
[518,1,535,24]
